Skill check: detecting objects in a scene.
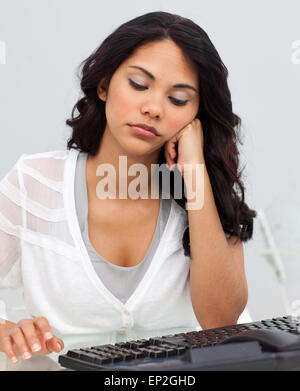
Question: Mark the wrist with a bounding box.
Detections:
[182,164,206,209]
[180,156,205,177]
[181,160,206,182]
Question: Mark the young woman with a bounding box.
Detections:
[0,11,256,363]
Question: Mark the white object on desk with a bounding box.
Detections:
[237,307,252,323]
[257,202,300,315]
[0,300,6,320]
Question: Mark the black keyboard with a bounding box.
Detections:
[58,316,300,371]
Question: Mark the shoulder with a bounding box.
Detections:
[18,149,70,165]
[1,149,74,196]
[0,150,73,221]
[15,150,71,182]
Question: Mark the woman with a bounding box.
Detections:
[0,11,256,363]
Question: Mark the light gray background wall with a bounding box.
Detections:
[0,0,299,322]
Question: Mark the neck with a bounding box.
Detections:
[86,126,162,201]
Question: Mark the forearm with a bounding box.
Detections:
[185,164,247,329]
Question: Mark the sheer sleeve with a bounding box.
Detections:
[0,157,24,289]
[0,150,73,290]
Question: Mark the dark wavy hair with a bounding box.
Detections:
[66,11,257,256]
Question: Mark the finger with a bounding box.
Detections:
[57,337,64,350]
[1,336,18,363]
[167,138,177,158]
[165,152,174,170]
[164,143,175,170]
[48,336,64,353]
[33,317,53,343]
[164,144,172,169]
[169,148,176,161]
[9,326,32,360]
[17,319,42,354]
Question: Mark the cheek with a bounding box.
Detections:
[106,95,119,119]
[168,105,199,133]
[106,84,137,125]
[164,115,187,139]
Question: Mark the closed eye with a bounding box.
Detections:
[128,79,188,106]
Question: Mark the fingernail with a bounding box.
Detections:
[23,351,32,359]
[11,356,18,363]
[32,343,41,352]
[56,342,62,351]
[44,332,53,340]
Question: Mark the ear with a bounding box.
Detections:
[97,80,107,102]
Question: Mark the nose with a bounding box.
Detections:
[141,96,163,119]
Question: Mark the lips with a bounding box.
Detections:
[130,123,158,136]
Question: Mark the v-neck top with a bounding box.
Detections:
[74,152,171,304]
[0,149,200,335]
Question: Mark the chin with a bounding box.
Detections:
[120,137,155,154]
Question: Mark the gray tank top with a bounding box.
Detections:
[74,152,171,303]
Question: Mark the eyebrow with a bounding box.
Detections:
[128,65,198,93]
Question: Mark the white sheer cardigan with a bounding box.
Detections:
[0,149,200,334]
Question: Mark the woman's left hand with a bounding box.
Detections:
[164,118,205,178]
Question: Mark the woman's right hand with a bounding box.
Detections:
[0,317,64,363]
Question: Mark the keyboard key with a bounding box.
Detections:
[101,353,123,363]
[91,344,115,350]
[135,339,149,344]
[80,352,111,365]
[137,348,156,357]
[67,349,82,359]
[132,350,147,360]
[114,342,131,348]
[149,350,166,358]
[128,341,150,349]
[149,337,167,345]
[159,345,178,356]
[119,349,135,360]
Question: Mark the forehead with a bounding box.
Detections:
[122,39,198,86]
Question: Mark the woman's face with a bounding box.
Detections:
[97,39,200,159]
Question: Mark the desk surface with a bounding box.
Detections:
[0,325,197,371]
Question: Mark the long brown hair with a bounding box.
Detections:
[66,11,257,256]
